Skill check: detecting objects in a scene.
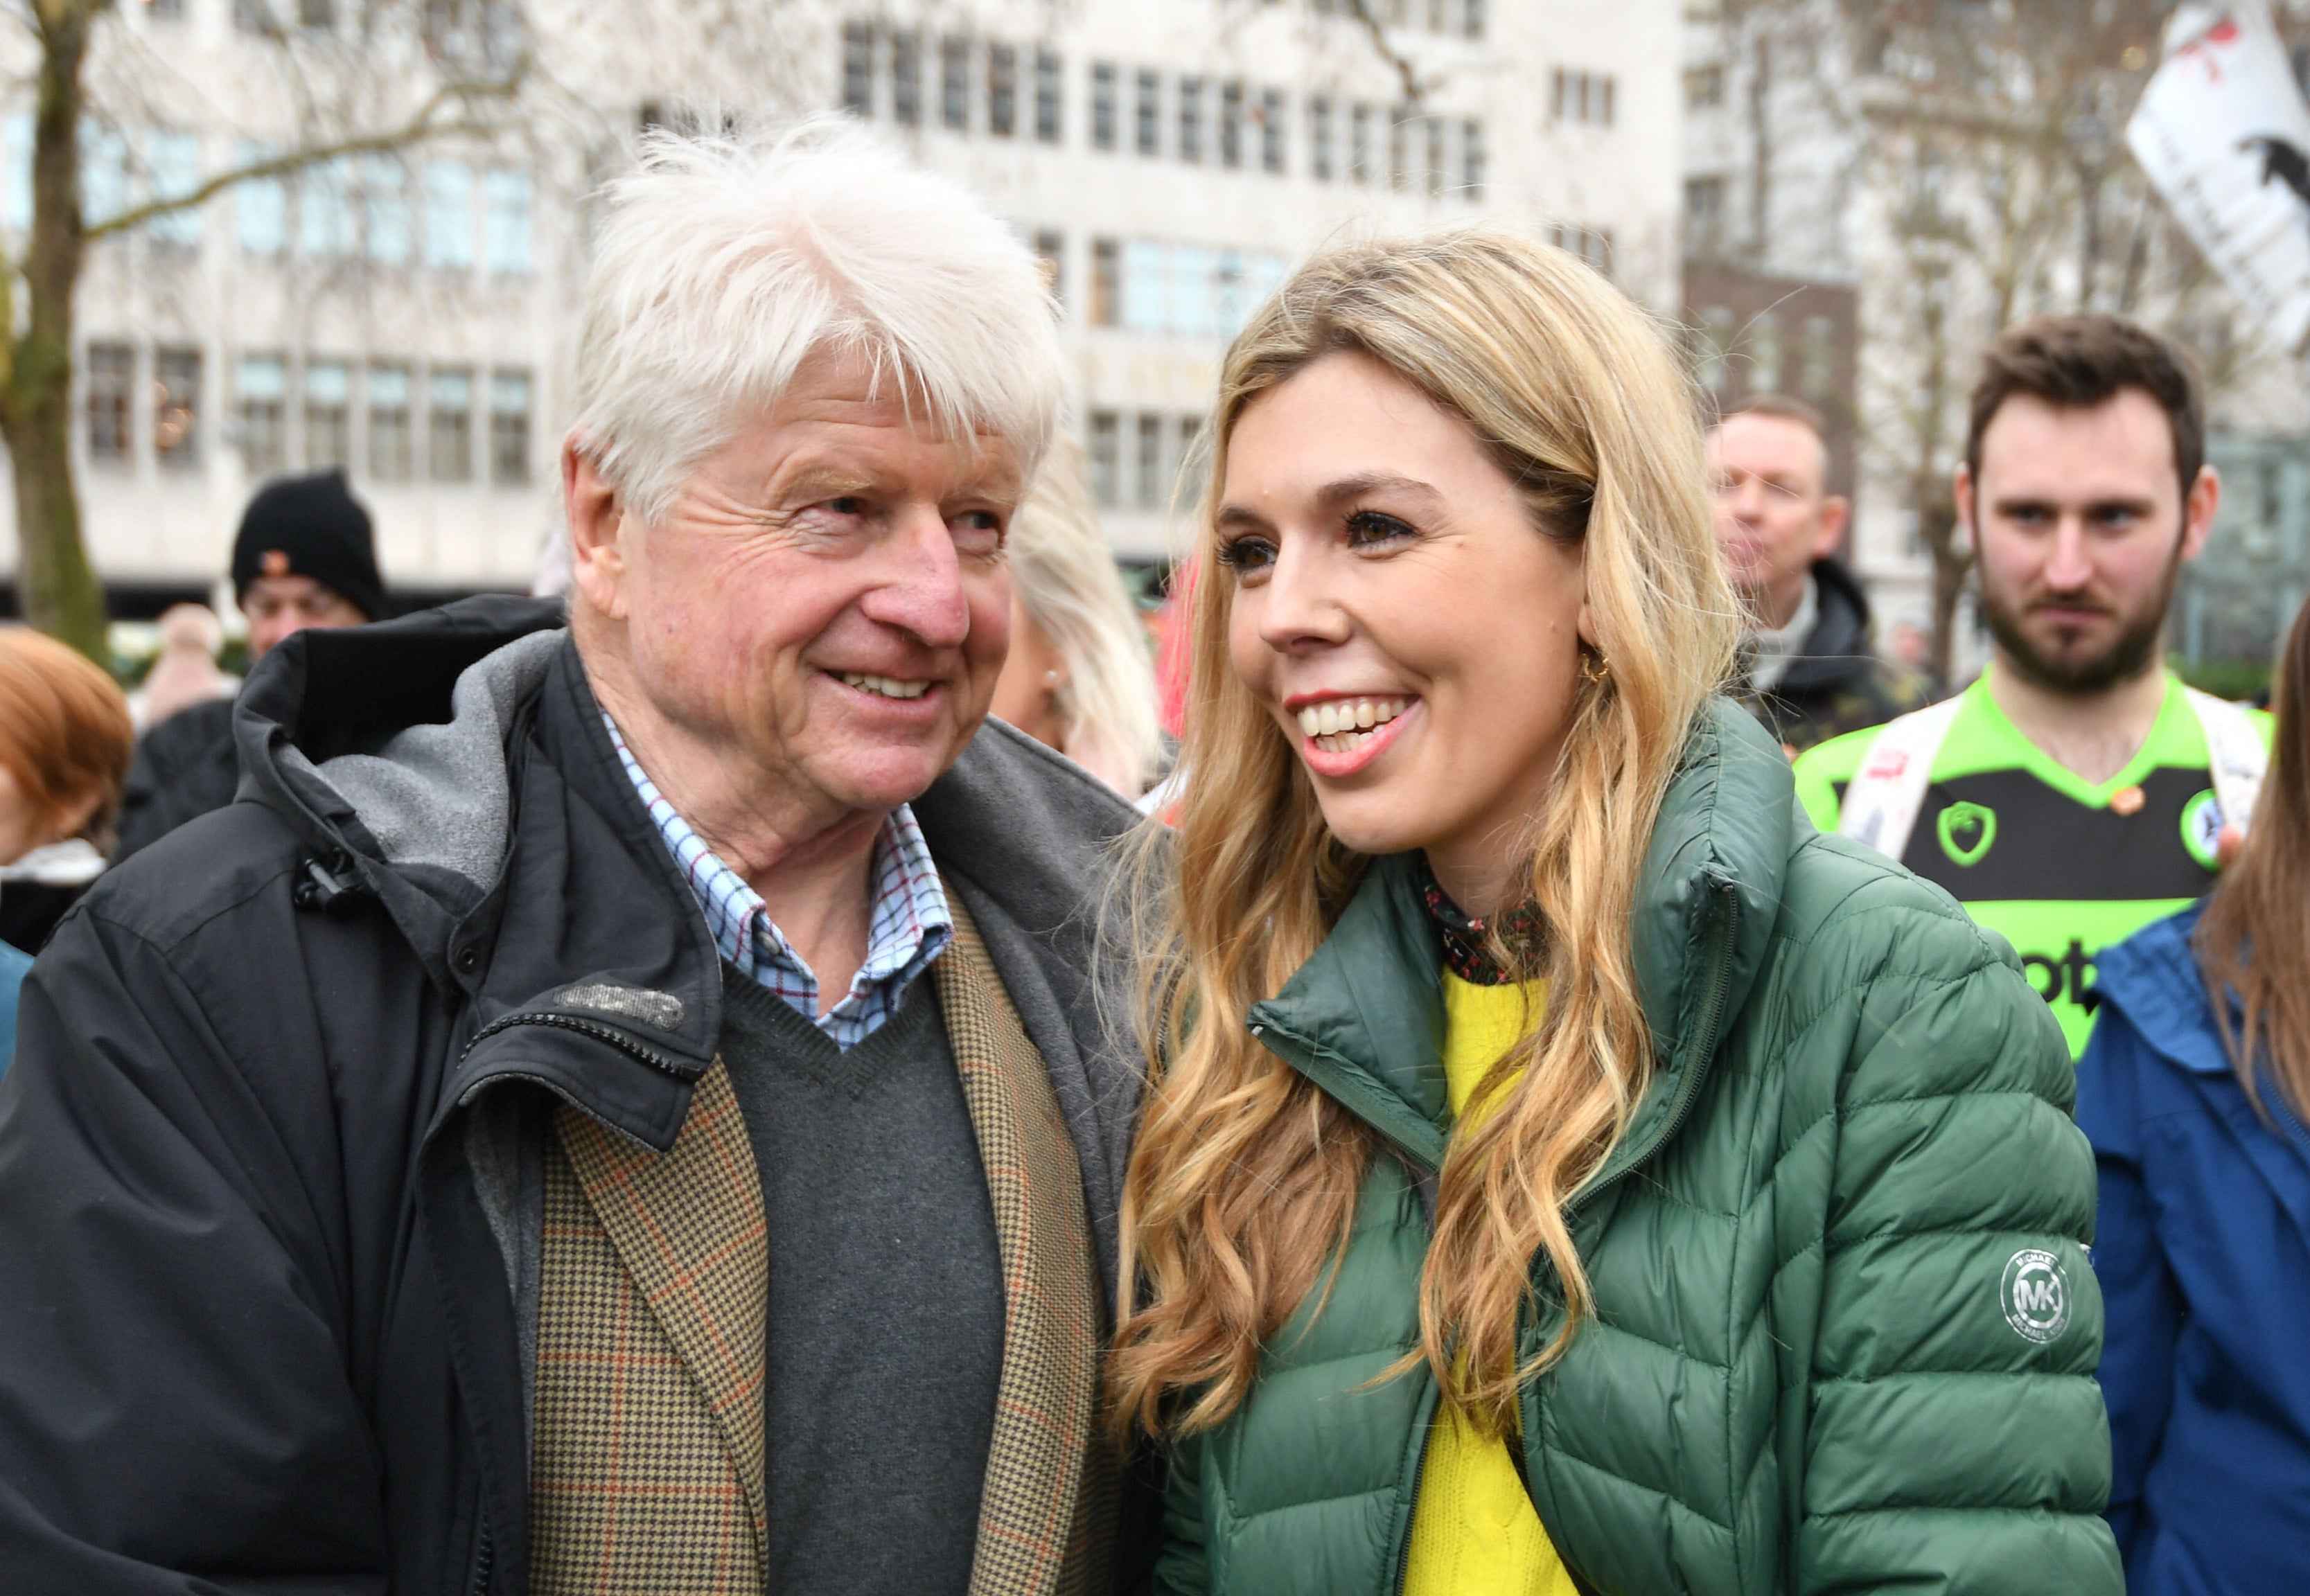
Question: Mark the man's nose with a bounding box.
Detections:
[858,504,973,648]
[2042,516,2097,591]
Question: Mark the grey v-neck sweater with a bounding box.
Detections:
[717,965,1006,1596]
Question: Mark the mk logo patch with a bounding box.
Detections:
[1937,800,1998,867]
[2001,1248,2072,1345]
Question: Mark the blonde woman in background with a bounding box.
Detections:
[989,440,1163,797]
[1111,230,2119,1595]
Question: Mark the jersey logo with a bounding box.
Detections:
[2001,1248,2072,1345]
[2180,788,2224,870]
[1936,800,1998,867]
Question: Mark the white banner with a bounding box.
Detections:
[2128,1,2310,351]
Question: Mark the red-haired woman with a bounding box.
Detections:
[0,628,133,1068]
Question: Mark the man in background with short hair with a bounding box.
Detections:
[1708,394,1931,755]
[1795,314,2272,1056]
[112,468,383,861]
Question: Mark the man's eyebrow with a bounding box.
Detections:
[773,466,883,502]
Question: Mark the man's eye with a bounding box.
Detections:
[1346,509,1415,547]
[826,497,871,517]
[1215,535,1277,575]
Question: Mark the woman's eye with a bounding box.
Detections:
[1345,509,1415,547]
[1215,536,1278,576]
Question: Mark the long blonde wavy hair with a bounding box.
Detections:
[1109,230,1738,1440]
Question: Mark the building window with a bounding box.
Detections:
[1685,175,1725,253]
[1136,69,1161,156]
[1310,96,1334,180]
[1694,305,1734,396]
[987,43,1017,137]
[303,359,350,468]
[1091,63,1118,150]
[1088,411,1120,508]
[1461,119,1484,197]
[490,370,530,486]
[146,130,202,249]
[86,344,134,465]
[1032,228,1064,306]
[232,0,272,29]
[1686,63,1725,110]
[236,142,287,256]
[1552,68,1616,127]
[154,347,200,467]
[1549,222,1613,277]
[363,157,411,265]
[1423,116,1445,197]
[298,0,332,28]
[1034,48,1061,142]
[144,0,188,18]
[1176,414,1208,505]
[1178,76,1204,163]
[1136,413,1165,510]
[841,21,873,115]
[1800,315,1837,400]
[238,353,286,476]
[892,30,922,126]
[1219,80,1244,170]
[367,362,412,481]
[424,162,473,270]
[428,367,473,482]
[484,168,532,276]
[1388,111,1409,190]
[1091,237,1121,327]
[1260,88,1286,174]
[299,158,355,257]
[1462,0,1484,38]
[1350,103,1374,184]
[940,35,970,130]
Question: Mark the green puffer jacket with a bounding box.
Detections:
[1155,700,2119,1596]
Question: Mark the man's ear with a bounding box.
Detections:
[2178,463,2220,565]
[1952,462,1976,531]
[563,438,630,623]
[1813,495,1851,562]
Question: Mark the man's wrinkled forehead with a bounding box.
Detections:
[1711,412,1828,490]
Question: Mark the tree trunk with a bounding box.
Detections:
[1919,481,1970,686]
[6,1,107,662]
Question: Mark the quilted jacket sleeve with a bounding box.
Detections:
[1796,865,2122,1595]
[2072,1004,2180,1561]
[1152,1435,1212,1596]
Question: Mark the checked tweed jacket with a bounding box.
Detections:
[530,896,1111,1595]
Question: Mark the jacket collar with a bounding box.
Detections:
[1770,558,1874,696]
[1249,698,1792,1179]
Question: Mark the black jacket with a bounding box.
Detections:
[1734,558,1933,756]
[112,694,240,862]
[0,596,1152,1595]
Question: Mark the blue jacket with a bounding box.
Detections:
[2076,902,2310,1596]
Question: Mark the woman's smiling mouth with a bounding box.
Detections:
[1289,695,1418,774]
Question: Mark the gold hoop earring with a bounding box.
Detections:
[1579,650,1610,687]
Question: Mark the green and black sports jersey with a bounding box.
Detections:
[1793,672,2274,1057]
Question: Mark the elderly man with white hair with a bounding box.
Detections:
[0,124,1149,1596]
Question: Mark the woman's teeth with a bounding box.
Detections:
[840,673,930,700]
[1297,697,1409,753]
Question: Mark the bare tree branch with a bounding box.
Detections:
[79,69,526,242]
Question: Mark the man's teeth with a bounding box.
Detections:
[840,672,930,700]
[1296,697,1410,752]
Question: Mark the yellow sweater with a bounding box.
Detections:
[1401,973,1578,1596]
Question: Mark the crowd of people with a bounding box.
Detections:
[0,119,2298,1596]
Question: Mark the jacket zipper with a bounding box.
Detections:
[459,1010,691,1080]
[466,1513,493,1596]
[1388,1376,1443,1596]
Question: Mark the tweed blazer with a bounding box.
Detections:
[529,896,1109,1596]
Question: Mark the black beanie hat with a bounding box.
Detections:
[231,469,385,621]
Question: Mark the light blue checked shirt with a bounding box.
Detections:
[603,713,951,1050]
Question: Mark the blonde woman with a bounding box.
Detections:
[989,440,1164,796]
[1111,231,2119,1595]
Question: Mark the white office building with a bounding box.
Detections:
[34,0,1682,608]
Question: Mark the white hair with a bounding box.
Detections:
[572,116,1065,522]
[1010,439,1164,796]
